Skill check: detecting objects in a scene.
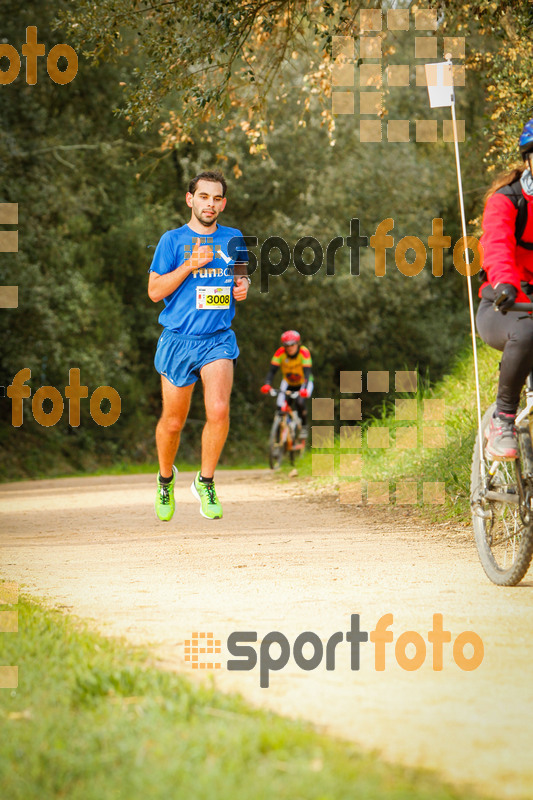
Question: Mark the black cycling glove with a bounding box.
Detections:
[494,283,517,313]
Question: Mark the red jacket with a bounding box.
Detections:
[479,184,533,302]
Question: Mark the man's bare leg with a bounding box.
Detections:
[156,376,194,477]
[199,359,233,478]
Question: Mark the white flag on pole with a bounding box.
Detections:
[425,61,454,108]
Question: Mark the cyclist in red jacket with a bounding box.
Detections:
[476,118,533,459]
[260,330,313,435]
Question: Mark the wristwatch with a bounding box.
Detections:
[237,275,251,284]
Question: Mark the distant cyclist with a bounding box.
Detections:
[261,331,313,435]
[476,118,533,459]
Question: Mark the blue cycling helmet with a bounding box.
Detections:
[519,118,533,160]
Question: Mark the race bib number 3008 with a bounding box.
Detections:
[196,286,231,310]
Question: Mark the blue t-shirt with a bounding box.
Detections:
[149,223,248,335]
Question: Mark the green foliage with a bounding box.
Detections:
[0,2,173,474]
[57,1,373,136]
[2,0,520,479]
[60,0,533,169]
[431,0,533,168]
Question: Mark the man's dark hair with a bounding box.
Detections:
[188,171,227,197]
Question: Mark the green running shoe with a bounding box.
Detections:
[155,465,177,522]
[191,472,223,519]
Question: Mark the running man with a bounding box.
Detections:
[261,330,313,435]
[148,170,250,521]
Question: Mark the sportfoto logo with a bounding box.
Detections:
[186,614,484,688]
[0,27,78,85]
[6,368,121,427]
[229,217,482,293]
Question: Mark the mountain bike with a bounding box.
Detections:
[266,388,306,470]
[470,301,533,586]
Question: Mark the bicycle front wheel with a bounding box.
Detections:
[268,416,286,470]
[471,403,533,586]
[287,416,304,465]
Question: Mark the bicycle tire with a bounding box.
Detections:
[268,415,285,470]
[471,403,533,585]
[288,414,304,465]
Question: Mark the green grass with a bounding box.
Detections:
[34,458,269,481]
[0,414,270,483]
[0,455,270,484]
[298,343,501,522]
[0,597,489,800]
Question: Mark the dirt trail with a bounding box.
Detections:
[1,470,533,798]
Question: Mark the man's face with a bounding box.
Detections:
[186,180,227,226]
[285,343,299,357]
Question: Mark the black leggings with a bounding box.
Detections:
[476,297,533,414]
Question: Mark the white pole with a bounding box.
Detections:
[447,57,485,472]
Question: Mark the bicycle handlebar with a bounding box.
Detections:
[505,303,533,312]
[268,388,301,399]
[493,289,533,313]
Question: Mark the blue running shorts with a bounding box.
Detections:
[154,328,239,387]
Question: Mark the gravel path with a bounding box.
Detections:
[1,469,532,798]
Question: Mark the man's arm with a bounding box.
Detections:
[265,363,279,385]
[148,242,213,303]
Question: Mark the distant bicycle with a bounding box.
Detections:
[470,301,533,586]
[266,388,306,470]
